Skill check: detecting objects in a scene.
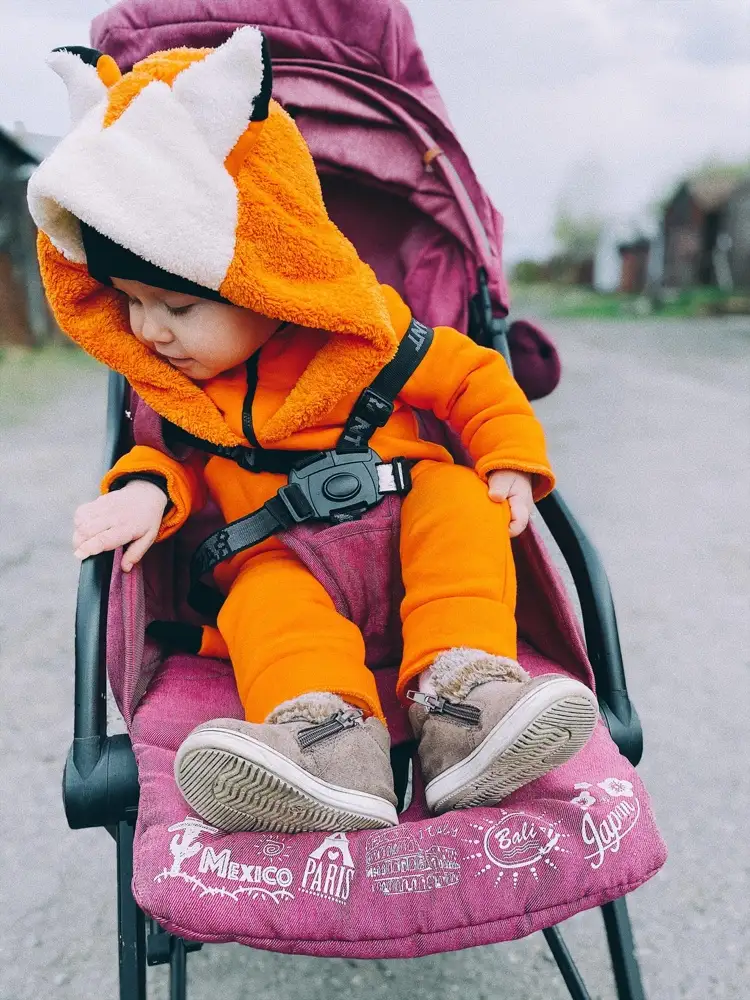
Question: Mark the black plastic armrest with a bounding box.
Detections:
[63,371,139,829]
[64,550,140,829]
[536,490,643,765]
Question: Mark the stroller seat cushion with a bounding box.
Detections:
[128,643,666,959]
[103,474,667,958]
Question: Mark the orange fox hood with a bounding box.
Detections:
[30,30,398,446]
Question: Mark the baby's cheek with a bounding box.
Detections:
[128,305,142,334]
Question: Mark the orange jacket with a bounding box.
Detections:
[101,285,555,541]
[29,35,554,545]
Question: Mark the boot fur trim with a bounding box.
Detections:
[429,648,528,701]
[265,692,354,725]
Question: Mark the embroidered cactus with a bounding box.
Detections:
[166,818,218,875]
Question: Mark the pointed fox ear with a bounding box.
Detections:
[171,26,273,163]
[49,46,121,124]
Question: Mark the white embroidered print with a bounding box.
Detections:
[570,790,597,810]
[568,778,641,869]
[465,811,571,889]
[300,832,356,905]
[154,817,295,902]
[366,825,460,895]
[597,778,634,798]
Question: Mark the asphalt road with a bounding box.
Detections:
[1,316,748,999]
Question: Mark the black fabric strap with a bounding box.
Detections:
[191,498,291,578]
[146,620,203,654]
[187,582,226,621]
[163,420,314,475]
[187,456,411,615]
[337,318,434,453]
[189,488,315,615]
[163,318,434,467]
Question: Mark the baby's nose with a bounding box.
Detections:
[141,316,173,345]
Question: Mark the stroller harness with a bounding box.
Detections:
[183,317,434,615]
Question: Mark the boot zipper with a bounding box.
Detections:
[407,690,481,726]
[297,710,364,751]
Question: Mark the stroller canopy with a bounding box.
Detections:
[90,0,509,333]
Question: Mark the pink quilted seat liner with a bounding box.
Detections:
[105,499,666,957]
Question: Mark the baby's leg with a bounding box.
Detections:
[174,538,397,833]
[218,537,382,723]
[397,459,518,699]
[398,460,597,812]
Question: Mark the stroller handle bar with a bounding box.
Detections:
[64,368,642,830]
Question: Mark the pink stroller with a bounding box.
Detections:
[63,2,666,997]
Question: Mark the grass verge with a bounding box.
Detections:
[510,283,750,320]
[0,342,102,429]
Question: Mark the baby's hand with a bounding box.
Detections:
[73,480,169,572]
[487,470,534,537]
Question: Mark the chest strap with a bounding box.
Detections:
[187,318,434,616]
[163,422,316,475]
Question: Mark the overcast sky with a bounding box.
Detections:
[1,0,748,262]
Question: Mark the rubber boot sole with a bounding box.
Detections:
[425,677,599,813]
[175,726,399,834]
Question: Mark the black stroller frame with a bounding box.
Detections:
[65,314,648,1000]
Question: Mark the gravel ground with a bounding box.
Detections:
[1,317,748,999]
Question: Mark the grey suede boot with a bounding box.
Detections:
[409,649,598,814]
[175,693,398,834]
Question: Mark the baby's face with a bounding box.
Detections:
[112,278,279,381]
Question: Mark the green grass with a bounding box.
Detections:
[509,283,749,320]
[0,342,102,429]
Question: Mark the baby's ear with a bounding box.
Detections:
[48,46,121,125]
[171,26,272,163]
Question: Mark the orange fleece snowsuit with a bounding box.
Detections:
[100,285,554,722]
[29,34,555,724]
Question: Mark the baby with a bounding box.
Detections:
[29,29,597,834]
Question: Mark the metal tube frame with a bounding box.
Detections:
[117,820,146,1000]
[543,926,594,1000]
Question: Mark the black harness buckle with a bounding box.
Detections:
[276,482,316,523]
[285,449,384,522]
